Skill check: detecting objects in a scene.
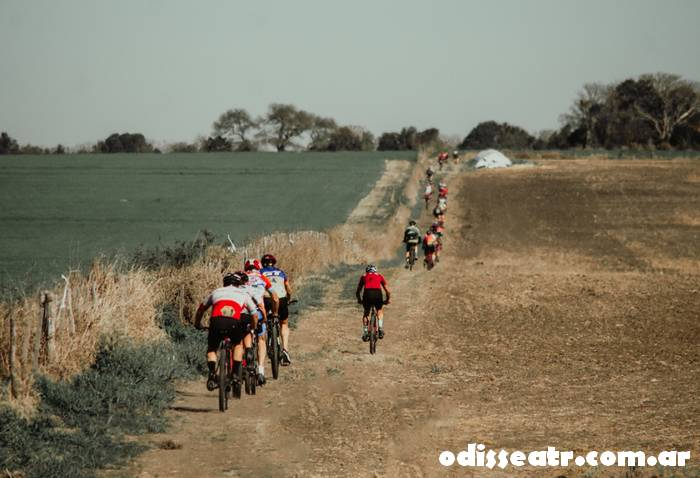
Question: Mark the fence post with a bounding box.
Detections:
[9,313,17,398]
[38,291,55,365]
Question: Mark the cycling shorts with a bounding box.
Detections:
[362,289,384,314]
[405,241,419,252]
[264,297,289,322]
[423,244,436,254]
[207,315,251,353]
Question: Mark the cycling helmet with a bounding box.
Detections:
[431,223,439,232]
[229,271,248,286]
[408,220,416,226]
[261,253,277,266]
[365,264,377,273]
[223,272,237,287]
[244,259,261,271]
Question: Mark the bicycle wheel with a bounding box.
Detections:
[217,345,228,412]
[270,322,280,380]
[369,310,377,355]
[409,247,416,271]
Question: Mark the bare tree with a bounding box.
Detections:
[635,73,700,144]
[560,82,611,147]
[212,108,258,151]
[261,103,315,152]
[308,115,338,150]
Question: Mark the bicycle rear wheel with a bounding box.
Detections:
[409,247,415,271]
[269,322,280,380]
[369,310,377,355]
[217,346,228,412]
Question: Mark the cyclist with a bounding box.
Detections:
[432,221,445,261]
[438,151,448,169]
[244,259,279,384]
[422,228,439,267]
[438,181,448,198]
[423,182,433,209]
[426,166,435,183]
[260,253,293,366]
[437,195,448,211]
[402,220,421,268]
[194,271,258,391]
[356,264,391,341]
[433,203,445,224]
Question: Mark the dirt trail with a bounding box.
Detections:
[128,159,700,478]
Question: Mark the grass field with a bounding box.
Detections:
[0,151,415,287]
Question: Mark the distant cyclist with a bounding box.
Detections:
[194,272,258,391]
[423,182,433,209]
[356,265,391,341]
[438,181,448,199]
[452,150,459,160]
[260,253,293,366]
[431,221,444,261]
[426,166,435,183]
[402,220,421,268]
[244,259,279,384]
[433,203,445,224]
[438,151,448,169]
[422,229,439,268]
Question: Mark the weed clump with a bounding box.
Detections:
[0,338,179,478]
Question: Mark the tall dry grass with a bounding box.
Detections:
[0,152,429,405]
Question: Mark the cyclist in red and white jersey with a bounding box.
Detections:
[244,259,279,385]
[194,272,258,390]
[356,264,391,341]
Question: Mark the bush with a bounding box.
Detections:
[131,230,215,269]
[0,337,181,478]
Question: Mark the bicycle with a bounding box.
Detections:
[215,336,242,412]
[407,243,418,271]
[368,306,379,355]
[243,329,257,396]
[266,299,298,380]
[424,247,436,270]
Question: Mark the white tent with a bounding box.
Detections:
[474,149,512,169]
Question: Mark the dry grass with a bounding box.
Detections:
[0,152,429,406]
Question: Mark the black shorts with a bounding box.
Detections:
[362,289,384,314]
[207,315,250,353]
[264,296,289,322]
[423,245,436,255]
[405,241,419,252]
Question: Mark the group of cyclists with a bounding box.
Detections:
[408,163,450,270]
[193,152,454,395]
[194,253,292,390]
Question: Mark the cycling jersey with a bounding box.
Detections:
[438,197,447,209]
[260,266,288,299]
[424,184,433,195]
[439,186,448,197]
[358,272,386,290]
[202,286,257,319]
[403,225,421,243]
[423,233,438,248]
[245,270,272,304]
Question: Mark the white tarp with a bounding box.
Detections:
[474,149,512,169]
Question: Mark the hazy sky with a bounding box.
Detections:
[2,0,699,147]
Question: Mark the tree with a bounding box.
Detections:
[377,132,402,151]
[97,133,153,153]
[307,115,338,151]
[0,132,19,154]
[201,135,232,152]
[167,142,198,153]
[633,73,700,145]
[212,108,258,151]
[561,83,611,148]
[460,121,535,149]
[261,103,314,151]
[54,144,65,154]
[417,127,440,146]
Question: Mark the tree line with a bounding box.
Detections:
[460,73,700,150]
[2,72,698,155]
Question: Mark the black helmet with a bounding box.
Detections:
[365,264,377,273]
[408,220,416,226]
[261,253,277,266]
[223,272,237,287]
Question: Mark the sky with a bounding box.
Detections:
[1,0,699,147]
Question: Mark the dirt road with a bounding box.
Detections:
[129,159,699,478]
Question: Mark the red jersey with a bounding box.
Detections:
[358,272,386,290]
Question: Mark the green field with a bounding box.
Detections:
[0,151,415,287]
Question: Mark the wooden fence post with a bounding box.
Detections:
[37,291,55,366]
[9,314,17,398]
